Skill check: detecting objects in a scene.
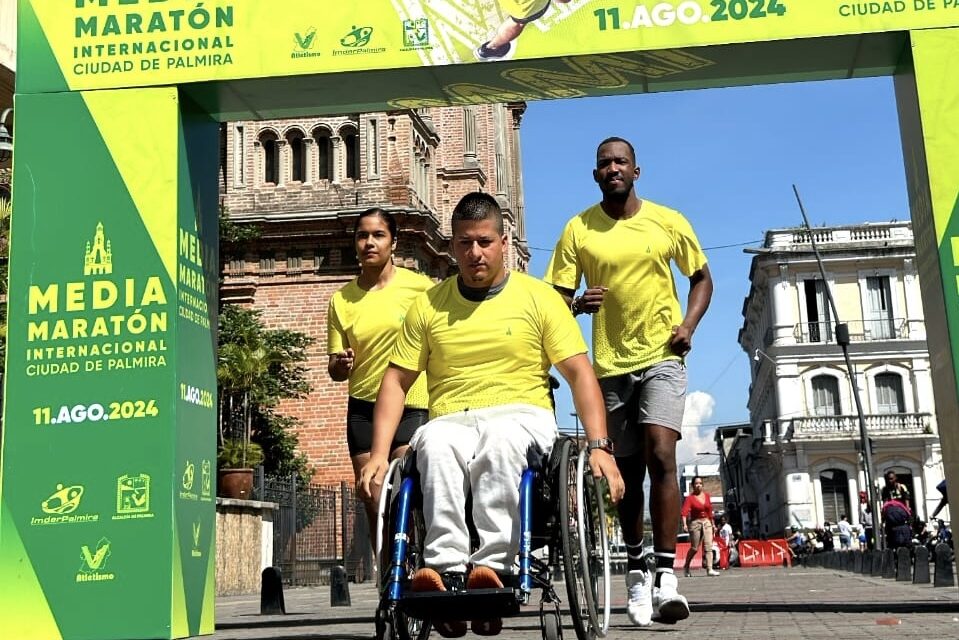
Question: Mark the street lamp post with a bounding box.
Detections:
[793,185,882,550]
[570,412,580,442]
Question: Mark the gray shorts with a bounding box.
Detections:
[599,360,687,457]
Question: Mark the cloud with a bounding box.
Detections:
[676,390,717,466]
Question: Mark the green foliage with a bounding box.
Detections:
[253,410,312,478]
[216,305,314,484]
[217,438,265,469]
[218,204,260,244]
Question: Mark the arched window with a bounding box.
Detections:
[258,131,279,185]
[875,372,905,414]
[811,375,841,416]
[342,127,360,180]
[313,128,332,181]
[819,469,850,524]
[286,129,306,183]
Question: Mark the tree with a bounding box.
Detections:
[216,304,313,481]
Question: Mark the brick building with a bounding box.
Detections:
[219,104,529,485]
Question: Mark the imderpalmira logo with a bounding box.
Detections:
[84,221,113,276]
[42,483,84,515]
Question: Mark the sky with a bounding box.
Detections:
[518,75,911,468]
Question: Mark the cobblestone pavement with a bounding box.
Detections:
[213,567,959,640]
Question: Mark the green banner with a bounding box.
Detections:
[0,88,217,639]
[17,0,959,94]
[895,26,959,552]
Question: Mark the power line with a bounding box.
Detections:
[702,349,743,394]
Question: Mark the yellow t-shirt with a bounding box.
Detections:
[327,267,433,407]
[545,200,708,378]
[499,0,550,20]
[390,272,587,418]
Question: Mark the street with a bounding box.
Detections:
[213,566,959,639]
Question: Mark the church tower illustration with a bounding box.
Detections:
[84,222,113,276]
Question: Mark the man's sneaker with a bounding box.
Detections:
[474,40,513,61]
[651,572,690,624]
[410,568,467,638]
[467,566,504,635]
[625,569,653,626]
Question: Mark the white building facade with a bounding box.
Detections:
[728,221,947,538]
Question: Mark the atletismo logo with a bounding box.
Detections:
[292,27,322,59]
[334,25,386,57]
[77,537,115,583]
[401,18,432,51]
[192,520,203,557]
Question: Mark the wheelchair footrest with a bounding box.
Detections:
[398,588,520,621]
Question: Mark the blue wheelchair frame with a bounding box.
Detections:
[383,468,541,605]
[374,437,610,640]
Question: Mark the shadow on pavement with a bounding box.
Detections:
[689,601,959,614]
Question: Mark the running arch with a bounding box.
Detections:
[3,2,959,638]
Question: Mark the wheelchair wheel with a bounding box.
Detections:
[576,449,610,636]
[376,604,430,640]
[541,608,563,640]
[558,440,606,640]
[375,460,431,640]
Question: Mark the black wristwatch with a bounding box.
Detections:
[587,438,615,454]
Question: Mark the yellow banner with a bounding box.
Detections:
[22,0,959,93]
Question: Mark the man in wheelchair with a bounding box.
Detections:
[359,192,624,637]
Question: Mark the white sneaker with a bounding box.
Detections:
[652,572,690,624]
[625,569,653,626]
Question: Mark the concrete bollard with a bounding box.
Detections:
[881,548,896,579]
[934,543,955,587]
[870,550,883,577]
[331,565,352,606]
[895,546,911,581]
[913,545,930,584]
[260,567,286,615]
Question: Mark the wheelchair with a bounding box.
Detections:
[373,436,610,640]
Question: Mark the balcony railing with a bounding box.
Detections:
[763,413,932,443]
[793,318,909,343]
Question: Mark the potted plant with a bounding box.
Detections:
[217,438,264,500]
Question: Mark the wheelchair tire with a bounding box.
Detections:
[576,449,610,636]
[376,461,431,640]
[558,439,601,640]
[376,459,408,587]
[541,608,563,640]
[376,604,430,640]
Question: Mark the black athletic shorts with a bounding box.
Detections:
[346,396,428,457]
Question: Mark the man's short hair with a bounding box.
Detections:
[597,136,636,163]
[452,192,504,234]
